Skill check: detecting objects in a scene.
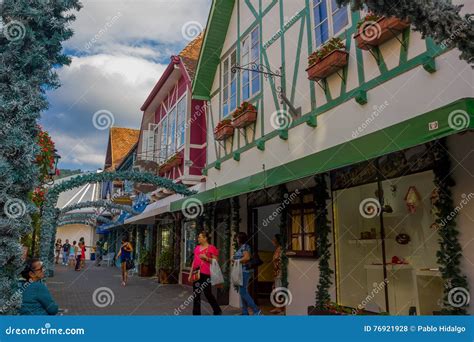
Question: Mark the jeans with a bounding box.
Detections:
[239,271,260,315]
[192,274,222,315]
[62,252,68,265]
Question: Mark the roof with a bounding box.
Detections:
[104,127,140,171]
[179,33,203,80]
[192,0,235,100]
[55,173,99,211]
[140,34,204,111]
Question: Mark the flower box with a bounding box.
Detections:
[306,49,349,81]
[232,102,258,128]
[214,119,234,141]
[167,153,183,168]
[159,163,172,174]
[355,16,410,50]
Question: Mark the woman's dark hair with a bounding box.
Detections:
[274,234,282,246]
[122,235,129,243]
[236,232,249,246]
[72,240,76,245]
[199,231,211,243]
[21,258,41,281]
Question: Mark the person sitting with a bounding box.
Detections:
[19,259,58,315]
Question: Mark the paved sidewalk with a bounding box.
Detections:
[47,262,240,315]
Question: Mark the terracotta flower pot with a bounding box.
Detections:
[232,108,257,128]
[214,123,234,141]
[355,16,410,50]
[306,49,349,81]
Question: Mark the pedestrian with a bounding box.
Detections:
[69,240,77,267]
[95,238,104,266]
[233,232,261,315]
[61,239,71,266]
[75,241,83,271]
[188,231,222,315]
[270,234,284,314]
[19,258,59,315]
[80,240,86,270]
[116,236,133,286]
[54,239,62,264]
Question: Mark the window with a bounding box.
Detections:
[182,221,198,269]
[177,95,186,148]
[160,116,168,162]
[313,0,349,47]
[168,107,177,156]
[241,27,260,101]
[288,192,317,255]
[222,49,237,117]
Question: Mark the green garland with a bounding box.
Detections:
[58,213,114,225]
[336,0,473,64]
[40,171,195,274]
[314,174,333,310]
[278,185,289,288]
[432,139,468,315]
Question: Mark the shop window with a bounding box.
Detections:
[313,0,349,47]
[288,192,317,256]
[182,221,198,269]
[333,169,443,315]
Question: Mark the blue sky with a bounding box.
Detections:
[41,0,211,171]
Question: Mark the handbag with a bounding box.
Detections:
[231,260,243,286]
[191,267,200,282]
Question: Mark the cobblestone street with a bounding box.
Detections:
[48,262,240,316]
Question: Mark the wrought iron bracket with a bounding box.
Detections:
[231,62,282,80]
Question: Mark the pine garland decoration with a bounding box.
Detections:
[60,200,140,216]
[314,174,333,310]
[432,139,469,315]
[336,0,474,64]
[278,185,289,288]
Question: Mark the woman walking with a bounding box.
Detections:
[188,231,222,315]
[116,236,133,287]
[61,239,71,266]
[74,241,83,271]
[233,232,261,315]
[69,240,77,267]
[19,259,59,315]
[54,239,62,264]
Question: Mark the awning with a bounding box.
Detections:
[125,182,206,224]
[170,98,474,211]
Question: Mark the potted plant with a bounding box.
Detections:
[138,247,154,277]
[354,13,410,50]
[214,118,234,141]
[157,247,174,284]
[231,102,257,128]
[306,37,348,81]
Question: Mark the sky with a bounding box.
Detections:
[41,0,212,171]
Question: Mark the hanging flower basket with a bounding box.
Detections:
[307,37,348,81]
[214,119,234,141]
[232,102,258,128]
[354,15,410,50]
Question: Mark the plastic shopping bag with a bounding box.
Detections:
[210,259,224,285]
[231,260,243,286]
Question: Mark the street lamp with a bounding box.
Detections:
[48,149,61,177]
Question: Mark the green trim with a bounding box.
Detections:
[290,13,306,105]
[278,129,288,140]
[422,56,437,73]
[215,161,221,170]
[192,0,236,99]
[399,28,410,65]
[306,115,317,128]
[171,98,474,211]
[355,90,367,105]
[233,152,240,161]
[256,139,265,151]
